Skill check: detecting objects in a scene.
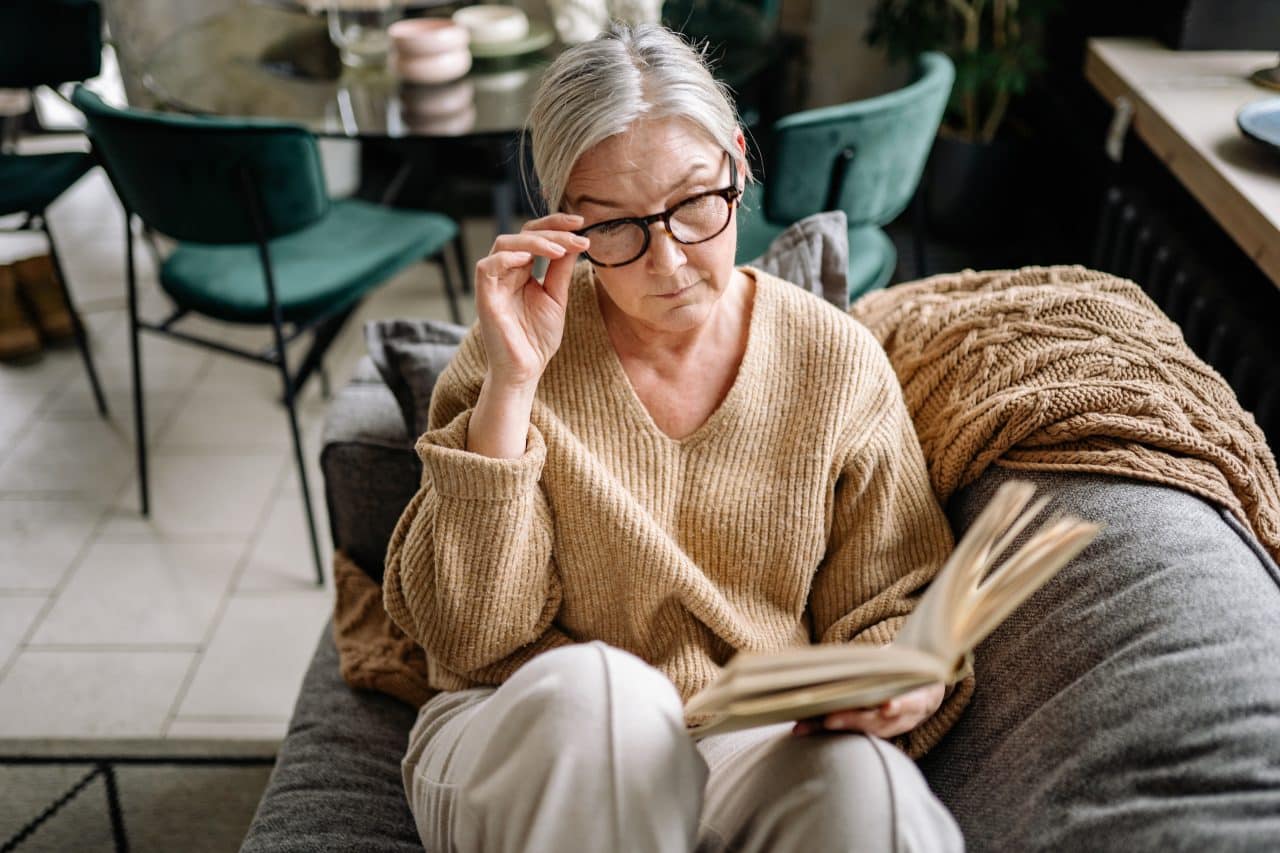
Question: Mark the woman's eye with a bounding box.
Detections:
[594,221,631,237]
[682,195,716,214]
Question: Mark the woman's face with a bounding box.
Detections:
[563,118,746,336]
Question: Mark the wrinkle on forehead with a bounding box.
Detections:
[567,118,722,213]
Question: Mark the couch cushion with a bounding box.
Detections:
[364,318,469,439]
[920,465,1280,851]
[241,621,423,853]
[321,360,419,582]
[744,208,849,309]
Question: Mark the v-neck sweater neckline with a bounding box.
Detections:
[573,266,765,450]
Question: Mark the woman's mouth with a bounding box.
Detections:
[656,281,699,299]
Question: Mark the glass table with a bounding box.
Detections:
[139,2,784,231]
[142,3,547,141]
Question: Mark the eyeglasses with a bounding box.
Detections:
[573,155,740,268]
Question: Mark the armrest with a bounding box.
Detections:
[922,466,1280,849]
[241,621,422,852]
[321,357,419,582]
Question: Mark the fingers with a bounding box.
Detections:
[825,707,888,731]
[491,213,589,256]
[790,707,880,737]
[522,212,587,232]
[791,684,946,739]
[790,703,910,739]
[792,719,821,736]
[492,230,589,260]
[475,250,535,283]
[539,256,572,307]
[480,218,590,303]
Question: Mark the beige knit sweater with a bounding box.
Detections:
[382,265,972,758]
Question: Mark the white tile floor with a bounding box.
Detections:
[0,136,478,752]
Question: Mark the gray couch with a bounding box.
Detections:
[241,355,1280,852]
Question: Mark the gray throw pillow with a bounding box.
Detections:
[747,210,849,310]
[364,318,468,439]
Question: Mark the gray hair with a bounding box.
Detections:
[524,23,748,213]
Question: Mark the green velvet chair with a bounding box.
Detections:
[72,86,464,585]
[0,0,107,413]
[736,52,955,304]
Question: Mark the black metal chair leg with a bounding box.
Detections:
[437,249,461,324]
[379,158,414,206]
[289,303,357,402]
[124,213,149,516]
[453,233,470,295]
[454,232,471,294]
[241,166,324,585]
[43,219,109,418]
[270,319,324,586]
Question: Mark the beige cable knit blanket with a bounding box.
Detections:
[849,265,1280,565]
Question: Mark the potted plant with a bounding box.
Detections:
[866,0,1055,240]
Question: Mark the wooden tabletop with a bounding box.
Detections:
[1085,38,1280,290]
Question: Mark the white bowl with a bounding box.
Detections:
[392,47,472,84]
[404,104,477,136]
[387,18,469,58]
[470,68,530,92]
[451,5,529,46]
[400,79,475,117]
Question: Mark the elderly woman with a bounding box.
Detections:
[384,24,970,853]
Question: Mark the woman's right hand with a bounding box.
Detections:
[474,213,590,390]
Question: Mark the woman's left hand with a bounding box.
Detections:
[791,683,945,739]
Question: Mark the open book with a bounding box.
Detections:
[686,480,1101,736]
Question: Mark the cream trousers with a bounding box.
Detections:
[402,642,962,852]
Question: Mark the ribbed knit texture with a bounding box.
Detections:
[382,264,970,758]
[849,265,1280,565]
[333,548,434,707]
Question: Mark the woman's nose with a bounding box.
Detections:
[646,224,686,275]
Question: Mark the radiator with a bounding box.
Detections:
[1092,184,1280,449]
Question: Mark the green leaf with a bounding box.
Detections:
[862,0,1051,138]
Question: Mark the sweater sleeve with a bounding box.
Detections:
[382,341,571,681]
[808,368,974,758]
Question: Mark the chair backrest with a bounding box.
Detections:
[763,52,954,228]
[0,0,102,88]
[71,86,330,244]
[749,0,782,28]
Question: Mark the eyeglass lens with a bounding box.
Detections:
[585,191,734,267]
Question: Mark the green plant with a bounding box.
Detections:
[867,0,1054,143]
